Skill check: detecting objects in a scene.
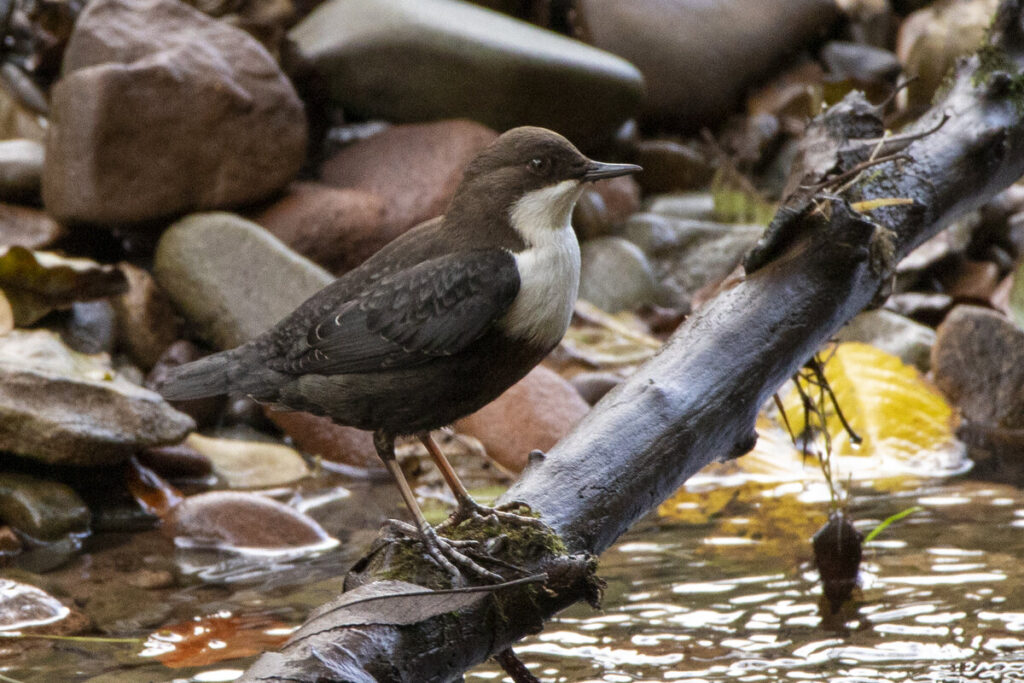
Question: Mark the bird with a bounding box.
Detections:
[157,126,641,583]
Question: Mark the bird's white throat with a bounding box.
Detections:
[502,179,583,347]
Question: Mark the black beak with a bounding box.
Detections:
[582,160,643,182]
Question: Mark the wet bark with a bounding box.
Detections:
[242,2,1024,680]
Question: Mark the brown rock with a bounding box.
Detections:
[112,263,181,370]
[253,182,388,274]
[932,305,1024,429]
[633,139,715,194]
[146,340,227,428]
[266,409,382,471]
[0,203,65,249]
[455,365,589,473]
[896,0,999,110]
[42,0,307,225]
[942,259,1002,302]
[165,490,335,549]
[574,175,642,240]
[137,442,213,479]
[319,120,497,236]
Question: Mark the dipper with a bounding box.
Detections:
[158,126,641,581]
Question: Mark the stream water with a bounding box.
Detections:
[2,473,1023,682]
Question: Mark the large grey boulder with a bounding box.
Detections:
[289,0,643,147]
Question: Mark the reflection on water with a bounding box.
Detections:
[3,478,1024,682]
[470,480,1024,682]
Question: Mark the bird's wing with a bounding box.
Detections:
[271,249,521,375]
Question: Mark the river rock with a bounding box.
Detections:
[896,0,999,110]
[164,490,335,549]
[146,340,227,428]
[42,0,306,225]
[579,237,658,313]
[617,213,763,308]
[932,305,1024,430]
[835,309,936,372]
[643,192,716,221]
[265,410,382,472]
[154,213,332,350]
[85,583,172,634]
[137,443,213,479]
[820,41,902,85]
[574,0,838,132]
[290,0,643,147]
[0,86,46,142]
[455,365,589,472]
[573,175,642,240]
[942,259,1002,302]
[254,183,388,275]
[0,473,91,541]
[570,371,624,405]
[633,140,716,194]
[0,579,71,632]
[0,139,43,202]
[111,263,181,371]
[185,433,309,488]
[319,120,497,239]
[0,329,194,465]
[0,204,64,249]
[59,300,118,355]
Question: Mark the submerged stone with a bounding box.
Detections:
[0,473,90,542]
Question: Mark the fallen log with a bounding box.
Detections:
[243,2,1024,680]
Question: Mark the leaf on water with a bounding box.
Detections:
[0,246,127,326]
[143,612,291,668]
[126,457,184,518]
[560,300,662,369]
[1009,260,1024,329]
[660,481,828,563]
[779,342,960,463]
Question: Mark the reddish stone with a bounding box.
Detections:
[112,263,181,370]
[254,182,388,274]
[319,119,497,236]
[266,409,382,472]
[455,365,590,473]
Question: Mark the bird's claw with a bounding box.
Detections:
[385,518,502,586]
[420,524,503,586]
[439,499,547,531]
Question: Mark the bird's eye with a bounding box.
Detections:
[528,157,549,173]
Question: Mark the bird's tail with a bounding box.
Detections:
[157,348,241,401]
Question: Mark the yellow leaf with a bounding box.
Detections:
[780,342,958,462]
[0,247,127,326]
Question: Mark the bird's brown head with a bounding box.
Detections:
[446,126,641,248]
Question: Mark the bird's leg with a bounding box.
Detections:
[373,431,501,585]
[419,432,546,530]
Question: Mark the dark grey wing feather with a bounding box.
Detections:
[271,249,520,375]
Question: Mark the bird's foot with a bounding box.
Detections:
[439,499,548,532]
[385,519,503,586]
